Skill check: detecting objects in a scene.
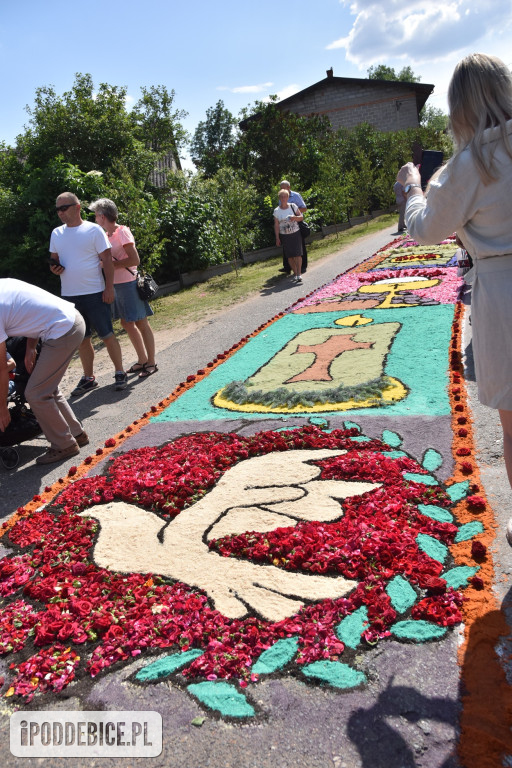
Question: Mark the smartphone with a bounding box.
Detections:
[48,257,63,268]
[420,150,444,189]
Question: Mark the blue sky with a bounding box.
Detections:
[2,0,511,170]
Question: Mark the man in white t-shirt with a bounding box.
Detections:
[0,278,89,464]
[49,192,127,394]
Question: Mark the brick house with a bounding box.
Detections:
[242,68,434,133]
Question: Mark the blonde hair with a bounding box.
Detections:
[448,53,512,183]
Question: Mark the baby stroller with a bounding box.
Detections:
[0,337,42,469]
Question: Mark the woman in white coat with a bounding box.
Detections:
[396,53,512,545]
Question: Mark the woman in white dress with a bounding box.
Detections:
[396,53,512,545]
[274,189,304,284]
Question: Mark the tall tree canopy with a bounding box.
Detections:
[190,100,237,177]
[367,64,421,82]
[230,99,331,192]
[131,85,188,161]
[18,73,138,173]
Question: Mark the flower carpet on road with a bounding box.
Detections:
[0,235,509,767]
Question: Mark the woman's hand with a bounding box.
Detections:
[397,162,421,187]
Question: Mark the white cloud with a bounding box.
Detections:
[327,1,512,66]
[274,84,301,102]
[217,82,273,94]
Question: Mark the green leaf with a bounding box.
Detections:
[301,661,366,689]
[391,620,447,642]
[186,681,255,718]
[386,575,417,613]
[335,606,368,649]
[416,533,448,563]
[381,430,402,448]
[417,504,454,523]
[421,449,443,472]
[454,522,484,543]
[446,480,470,503]
[191,717,205,727]
[442,565,479,589]
[403,472,438,486]
[135,649,204,682]
[252,637,299,674]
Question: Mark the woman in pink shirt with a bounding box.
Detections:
[89,199,157,378]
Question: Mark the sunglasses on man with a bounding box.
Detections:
[55,204,77,212]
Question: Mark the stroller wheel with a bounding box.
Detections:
[1,447,20,469]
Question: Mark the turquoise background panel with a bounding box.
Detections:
[154,306,454,423]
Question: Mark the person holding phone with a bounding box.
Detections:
[49,192,128,394]
[396,53,512,546]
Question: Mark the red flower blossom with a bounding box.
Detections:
[467,495,486,511]
[471,541,487,560]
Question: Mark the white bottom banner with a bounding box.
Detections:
[10,711,162,757]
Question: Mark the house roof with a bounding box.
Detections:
[240,74,435,129]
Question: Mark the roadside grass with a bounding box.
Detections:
[145,214,397,332]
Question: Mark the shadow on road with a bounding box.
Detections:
[259,273,303,297]
[458,585,512,767]
[347,677,459,768]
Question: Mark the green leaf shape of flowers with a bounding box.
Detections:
[403,472,438,486]
[442,565,479,589]
[422,449,443,472]
[381,430,402,448]
[301,661,366,689]
[336,606,368,649]
[454,522,484,543]
[186,681,255,718]
[391,620,447,642]
[416,533,448,563]
[251,637,299,674]
[135,649,204,682]
[446,480,470,502]
[386,575,417,613]
[417,504,454,523]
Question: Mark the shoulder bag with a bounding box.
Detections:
[291,203,311,238]
[123,265,159,301]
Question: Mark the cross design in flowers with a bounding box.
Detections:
[81,450,380,622]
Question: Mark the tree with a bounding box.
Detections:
[420,105,449,132]
[367,65,421,82]
[0,157,107,290]
[0,73,195,289]
[131,85,188,163]
[204,168,258,266]
[190,101,237,177]
[18,73,138,173]
[231,99,331,193]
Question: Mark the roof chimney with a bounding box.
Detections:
[326,67,333,78]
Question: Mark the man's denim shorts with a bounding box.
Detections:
[64,292,114,339]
